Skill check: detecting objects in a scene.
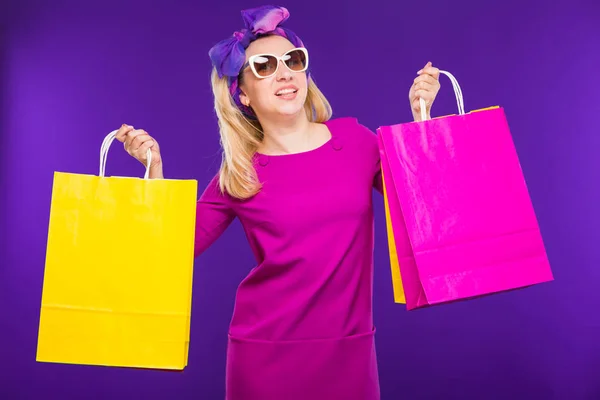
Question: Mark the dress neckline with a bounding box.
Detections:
[253,120,342,166]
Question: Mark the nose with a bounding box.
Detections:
[276,60,292,81]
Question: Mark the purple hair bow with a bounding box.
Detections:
[208,5,306,117]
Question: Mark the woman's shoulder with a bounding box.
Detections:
[323,116,378,146]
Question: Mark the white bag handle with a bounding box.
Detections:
[419,69,465,121]
[99,130,152,179]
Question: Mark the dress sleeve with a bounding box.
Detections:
[354,120,384,195]
[194,173,236,258]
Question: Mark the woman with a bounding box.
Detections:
[115,5,440,400]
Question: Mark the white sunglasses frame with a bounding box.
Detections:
[243,47,309,79]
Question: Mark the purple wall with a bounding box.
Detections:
[2,0,599,398]
[1,6,8,262]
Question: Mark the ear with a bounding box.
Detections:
[238,90,250,107]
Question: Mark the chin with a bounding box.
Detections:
[275,104,305,117]
[272,96,307,118]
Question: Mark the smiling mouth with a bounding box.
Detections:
[276,89,298,96]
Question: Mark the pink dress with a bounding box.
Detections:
[194,117,383,400]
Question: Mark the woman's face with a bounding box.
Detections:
[238,35,309,120]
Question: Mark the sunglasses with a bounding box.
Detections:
[242,47,309,79]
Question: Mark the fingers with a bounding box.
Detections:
[115,124,134,142]
[116,125,153,151]
[124,129,147,151]
[416,61,431,74]
[412,79,436,92]
[130,131,153,151]
[123,129,157,163]
[410,87,436,110]
[410,74,439,99]
[414,89,436,104]
[137,137,155,155]
[417,61,440,79]
[115,123,161,166]
[420,67,440,79]
[410,62,441,106]
[413,73,438,86]
[136,139,155,165]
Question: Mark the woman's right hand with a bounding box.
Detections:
[114,124,164,179]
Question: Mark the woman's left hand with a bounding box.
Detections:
[409,61,441,122]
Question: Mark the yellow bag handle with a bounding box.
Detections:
[99,130,152,179]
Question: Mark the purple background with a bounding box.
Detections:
[2,0,599,398]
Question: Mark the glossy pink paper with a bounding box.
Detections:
[378,107,554,310]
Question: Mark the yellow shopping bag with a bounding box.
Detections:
[36,130,198,370]
[381,168,406,304]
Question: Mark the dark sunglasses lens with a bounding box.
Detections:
[284,50,307,71]
[252,55,278,77]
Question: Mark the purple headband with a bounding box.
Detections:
[208,5,308,118]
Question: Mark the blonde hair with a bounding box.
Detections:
[210,68,333,200]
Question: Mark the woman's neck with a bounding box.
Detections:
[257,113,317,156]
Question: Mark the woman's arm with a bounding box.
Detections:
[194,174,236,257]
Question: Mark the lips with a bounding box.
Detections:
[275,85,299,96]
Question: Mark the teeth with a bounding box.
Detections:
[276,88,296,95]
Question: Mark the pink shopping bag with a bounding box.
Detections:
[378,70,554,310]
